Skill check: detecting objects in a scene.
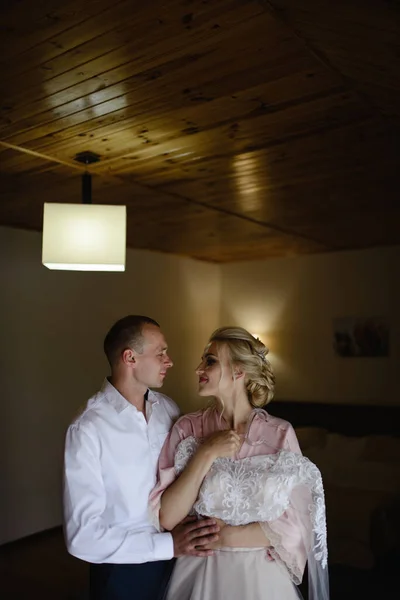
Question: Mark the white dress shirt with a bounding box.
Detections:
[63,379,180,564]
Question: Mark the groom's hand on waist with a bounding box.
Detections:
[171,516,220,557]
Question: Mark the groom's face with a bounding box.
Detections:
[132,324,173,388]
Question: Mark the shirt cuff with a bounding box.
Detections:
[153,531,174,561]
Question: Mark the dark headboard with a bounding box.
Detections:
[267,401,400,437]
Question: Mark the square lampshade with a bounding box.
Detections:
[42,203,126,271]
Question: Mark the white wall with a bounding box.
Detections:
[220,246,400,405]
[0,226,220,544]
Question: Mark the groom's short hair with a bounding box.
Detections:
[103,315,160,367]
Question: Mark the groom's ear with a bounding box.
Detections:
[122,348,137,367]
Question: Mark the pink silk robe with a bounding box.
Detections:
[150,406,308,583]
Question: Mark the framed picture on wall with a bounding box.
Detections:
[333,316,389,357]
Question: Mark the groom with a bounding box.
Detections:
[63,315,219,600]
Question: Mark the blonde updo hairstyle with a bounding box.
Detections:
[208,326,275,407]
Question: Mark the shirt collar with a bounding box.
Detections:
[101,378,159,414]
[147,389,160,406]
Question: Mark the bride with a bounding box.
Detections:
[150,327,329,600]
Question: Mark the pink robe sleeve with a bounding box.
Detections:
[260,424,309,584]
[149,416,194,531]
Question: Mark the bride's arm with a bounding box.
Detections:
[160,430,241,531]
[159,445,216,531]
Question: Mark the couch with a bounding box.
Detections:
[269,402,400,571]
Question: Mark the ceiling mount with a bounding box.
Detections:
[74,151,101,165]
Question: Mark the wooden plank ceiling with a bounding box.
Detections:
[0,0,399,262]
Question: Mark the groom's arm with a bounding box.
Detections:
[63,424,174,563]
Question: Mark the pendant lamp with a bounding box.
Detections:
[42,152,126,272]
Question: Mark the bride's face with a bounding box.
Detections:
[195,342,236,398]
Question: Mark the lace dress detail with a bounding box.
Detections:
[174,435,328,581]
[175,436,201,475]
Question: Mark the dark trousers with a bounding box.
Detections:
[89,560,175,600]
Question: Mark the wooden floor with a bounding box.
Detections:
[0,527,88,599]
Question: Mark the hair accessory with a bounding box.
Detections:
[255,349,268,363]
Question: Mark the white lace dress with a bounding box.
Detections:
[150,408,328,600]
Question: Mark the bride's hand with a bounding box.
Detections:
[199,430,242,460]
